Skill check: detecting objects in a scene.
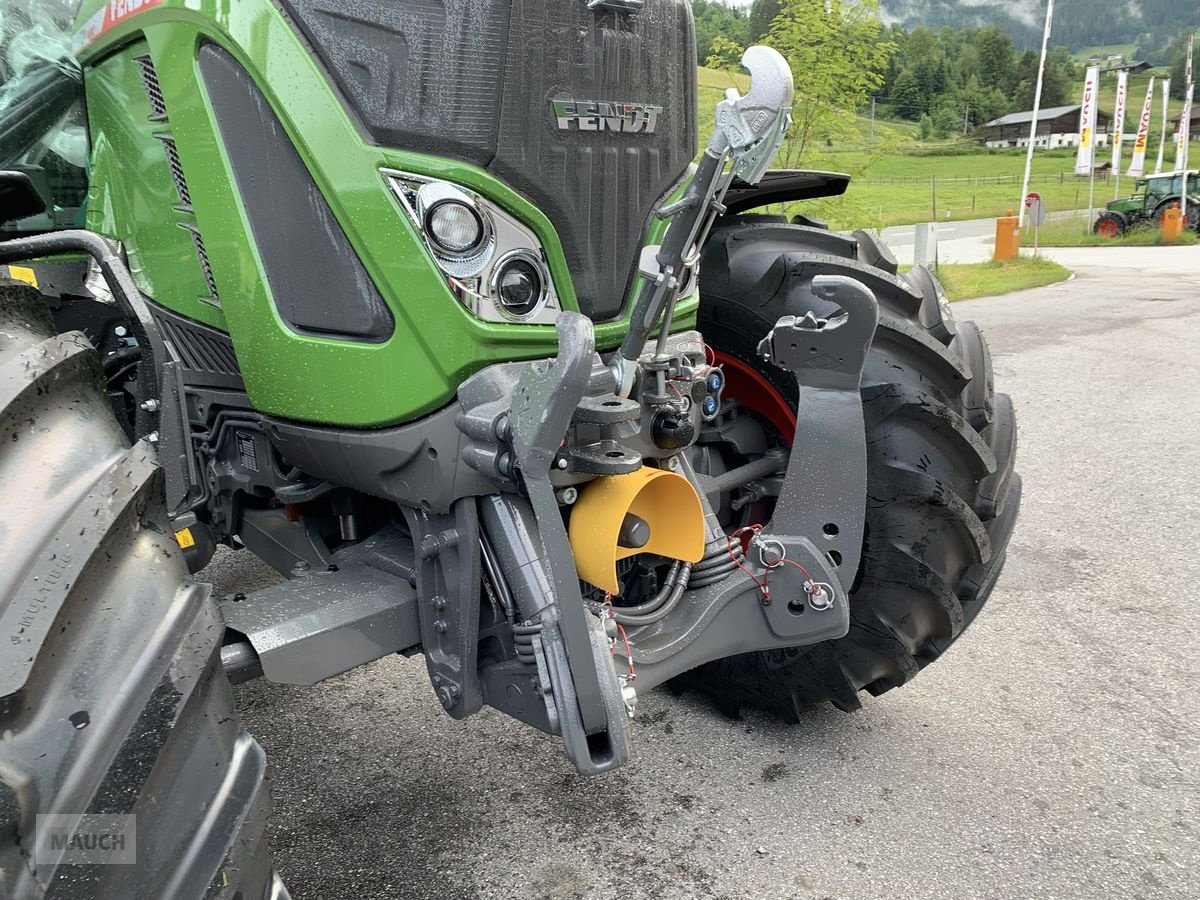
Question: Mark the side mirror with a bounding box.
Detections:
[0,170,47,224]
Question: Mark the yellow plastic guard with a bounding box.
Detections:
[1161,204,1185,242]
[7,266,37,288]
[174,527,196,550]
[568,467,706,595]
[993,211,1020,261]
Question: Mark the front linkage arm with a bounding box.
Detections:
[483,313,632,775]
[611,45,794,398]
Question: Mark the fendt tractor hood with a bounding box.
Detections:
[278,0,698,321]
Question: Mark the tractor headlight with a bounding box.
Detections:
[417,183,490,257]
[426,202,485,253]
[385,170,561,325]
[491,251,547,320]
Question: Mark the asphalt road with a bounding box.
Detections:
[208,246,1200,900]
[880,209,1088,245]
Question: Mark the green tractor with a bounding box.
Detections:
[0,1,1019,895]
[1094,169,1200,236]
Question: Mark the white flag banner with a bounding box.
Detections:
[1075,66,1100,176]
[1182,36,1194,218]
[1128,77,1155,177]
[1180,83,1193,174]
[1111,71,1128,171]
[1156,78,1171,174]
[1183,36,1194,176]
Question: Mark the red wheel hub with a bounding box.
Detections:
[1098,218,1119,237]
[711,350,796,446]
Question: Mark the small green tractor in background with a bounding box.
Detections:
[0,1,1020,896]
[1094,170,1200,236]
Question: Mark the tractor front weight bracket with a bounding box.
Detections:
[612,274,881,686]
[758,274,880,596]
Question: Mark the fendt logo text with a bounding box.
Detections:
[552,99,663,134]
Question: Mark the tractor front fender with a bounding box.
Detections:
[722,169,851,217]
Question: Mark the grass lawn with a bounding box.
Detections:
[1071,44,1137,63]
[935,257,1072,301]
[767,145,1193,231]
[782,147,1188,231]
[808,149,1087,230]
[1025,217,1199,246]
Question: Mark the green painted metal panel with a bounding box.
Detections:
[84,40,226,330]
[75,0,693,427]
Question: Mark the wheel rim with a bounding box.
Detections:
[711,349,796,447]
[1098,218,1119,237]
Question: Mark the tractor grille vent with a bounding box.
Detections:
[152,304,243,388]
[135,52,221,309]
[156,135,193,209]
[179,224,221,307]
[133,54,167,121]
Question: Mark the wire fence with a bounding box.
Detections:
[861,172,1101,187]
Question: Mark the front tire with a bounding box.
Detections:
[0,285,284,898]
[684,222,1021,718]
[1094,211,1126,237]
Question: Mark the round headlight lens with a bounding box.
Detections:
[426,200,485,255]
[493,255,545,319]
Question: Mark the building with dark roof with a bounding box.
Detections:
[1170,107,1200,141]
[978,104,1113,149]
[1103,60,1152,74]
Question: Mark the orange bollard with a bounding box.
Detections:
[1161,203,1185,242]
[994,209,1020,261]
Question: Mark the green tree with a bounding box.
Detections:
[904,28,948,98]
[1043,47,1076,106]
[705,34,745,71]
[949,43,981,90]
[747,0,781,43]
[974,28,1017,96]
[931,105,961,138]
[692,0,750,67]
[890,68,925,119]
[1169,34,1195,100]
[1012,45,1075,111]
[765,0,896,163]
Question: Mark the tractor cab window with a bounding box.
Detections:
[0,3,87,234]
[1142,176,1177,207]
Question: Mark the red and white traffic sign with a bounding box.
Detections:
[1024,192,1047,226]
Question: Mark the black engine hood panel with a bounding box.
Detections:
[279,0,698,321]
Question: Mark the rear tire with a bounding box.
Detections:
[0,286,284,899]
[1154,201,1200,232]
[684,222,1021,718]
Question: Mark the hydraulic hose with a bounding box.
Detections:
[613,563,693,627]
[614,561,681,618]
[687,540,743,589]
